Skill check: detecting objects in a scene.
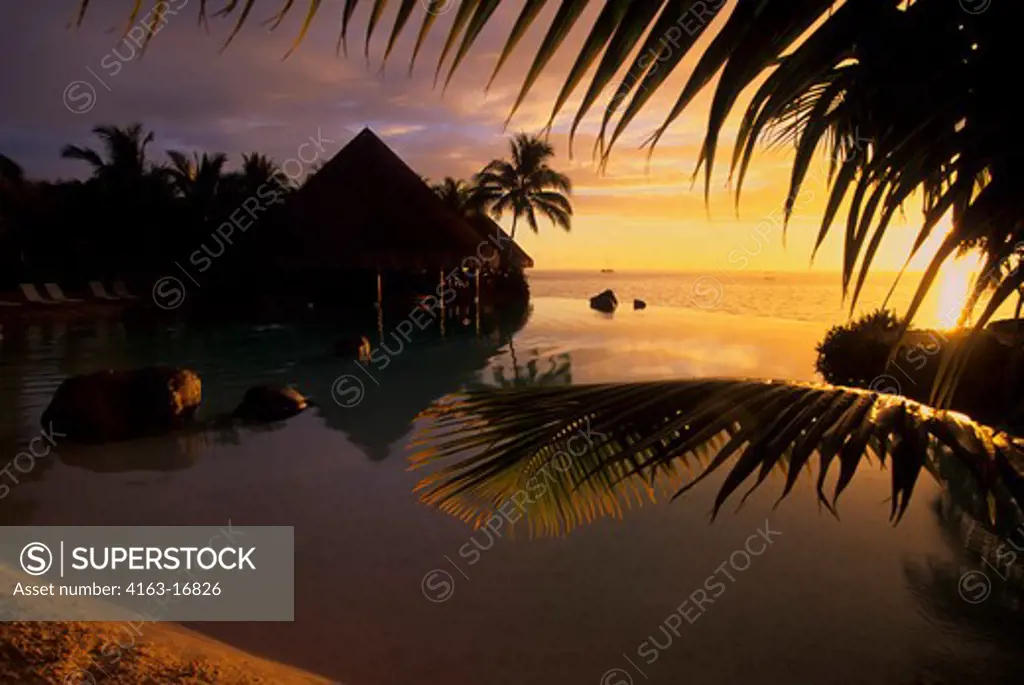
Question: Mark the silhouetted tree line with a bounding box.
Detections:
[0,124,295,289]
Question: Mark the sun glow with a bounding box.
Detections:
[925,211,982,330]
[932,253,981,329]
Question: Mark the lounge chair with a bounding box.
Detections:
[20,284,56,304]
[89,281,120,300]
[44,283,84,303]
[113,280,138,299]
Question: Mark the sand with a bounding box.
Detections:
[1,620,335,684]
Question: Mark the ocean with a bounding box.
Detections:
[528,268,1012,329]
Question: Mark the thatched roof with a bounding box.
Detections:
[465,213,534,270]
[285,128,486,270]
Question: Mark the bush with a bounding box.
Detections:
[815,308,902,386]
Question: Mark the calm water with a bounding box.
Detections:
[529,269,1016,328]
[0,294,1021,684]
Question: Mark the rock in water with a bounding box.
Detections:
[41,367,202,442]
[590,289,618,313]
[233,386,311,423]
[633,299,647,310]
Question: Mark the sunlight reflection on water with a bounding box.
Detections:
[530,266,1014,330]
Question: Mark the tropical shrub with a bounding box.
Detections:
[816,309,901,387]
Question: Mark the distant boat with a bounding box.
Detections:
[600,268,615,274]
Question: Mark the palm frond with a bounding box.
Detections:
[263,0,295,31]
[220,0,258,51]
[382,0,418,63]
[282,0,324,59]
[59,145,104,169]
[485,0,548,91]
[409,379,1024,536]
[442,0,502,91]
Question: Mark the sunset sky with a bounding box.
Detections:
[0,1,948,273]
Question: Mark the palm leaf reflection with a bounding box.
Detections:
[410,380,1024,536]
[483,351,573,390]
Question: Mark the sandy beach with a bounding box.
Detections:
[1,620,333,684]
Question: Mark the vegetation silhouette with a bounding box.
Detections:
[0,123,295,286]
[472,133,573,240]
[430,176,479,215]
[430,133,573,239]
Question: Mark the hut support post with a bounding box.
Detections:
[439,268,446,337]
[376,270,384,342]
[475,269,481,335]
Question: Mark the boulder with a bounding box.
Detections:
[233,386,311,423]
[590,289,618,313]
[633,299,647,310]
[41,367,201,442]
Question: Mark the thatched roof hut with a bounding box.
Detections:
[285,128,517,271]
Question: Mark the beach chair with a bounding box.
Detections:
[89,280,120,300]
[20,284,56,304]
[113,280,138,299]
[44,283,84,303]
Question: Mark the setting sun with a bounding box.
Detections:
[907,211,985,329]
[933,252,983,329]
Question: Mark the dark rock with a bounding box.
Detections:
[233,386,311,423]
[334,336,371,359]
[590,289,618,313]
[41,367,202,443]
[633,299,647,310]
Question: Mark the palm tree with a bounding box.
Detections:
[60,123,169,269]
[236,152,287,196]
[61,124,155,187]
[165,150,229,223]
[430,176,478,215]
[473,133,572,240]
